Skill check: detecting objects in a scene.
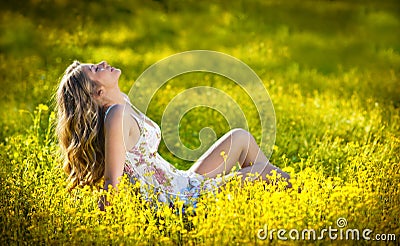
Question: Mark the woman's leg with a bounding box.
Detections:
[189,128,291,186]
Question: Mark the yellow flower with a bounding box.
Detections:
[38,104,49,111]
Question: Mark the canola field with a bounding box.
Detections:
[1,0,399,244]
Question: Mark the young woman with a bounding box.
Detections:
[56,60,292,207]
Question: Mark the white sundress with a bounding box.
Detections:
[105,99,225,206]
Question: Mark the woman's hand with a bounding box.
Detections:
[98,195,109,211]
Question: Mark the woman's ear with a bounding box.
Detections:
[91,88,104,104]
[96,89,103,97]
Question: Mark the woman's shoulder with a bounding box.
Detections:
[104,101,141,151]
[104,103,135,129]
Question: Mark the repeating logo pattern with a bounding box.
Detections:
[128,50,276,165]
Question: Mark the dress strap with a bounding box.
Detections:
[104,98,148,125]
[123,96,159,130]
[104,104,118,122]
[124,97,143,115]
[124,97,146,121]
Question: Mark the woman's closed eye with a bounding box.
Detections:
[90,65,100,72]
[95,66,105,72]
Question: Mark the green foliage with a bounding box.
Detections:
[0,0,399,244]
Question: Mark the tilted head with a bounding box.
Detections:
[56,60,121,190]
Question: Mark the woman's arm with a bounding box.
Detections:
[98,104,128,211]
[103,104,126,190]
[99,103,142,210]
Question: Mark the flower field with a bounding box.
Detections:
[0,0,399,244]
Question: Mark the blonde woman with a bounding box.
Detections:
[56,60,292,208]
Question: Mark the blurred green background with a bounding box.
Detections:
[1,0,399,168]
[1,2,399,242]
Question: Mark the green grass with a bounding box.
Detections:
[1,0,399,244]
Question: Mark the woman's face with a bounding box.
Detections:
[82,61,121,89]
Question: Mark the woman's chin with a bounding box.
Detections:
[114,70,122,80]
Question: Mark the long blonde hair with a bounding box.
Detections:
[56,61,105,190]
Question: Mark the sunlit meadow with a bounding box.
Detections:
[1,0,399,244]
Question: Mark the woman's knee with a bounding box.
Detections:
[228,128,252,141]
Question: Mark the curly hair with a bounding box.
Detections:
[56,61,105,190]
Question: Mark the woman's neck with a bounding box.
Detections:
[103,88,126,107]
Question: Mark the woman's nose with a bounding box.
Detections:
[99,61,108,67]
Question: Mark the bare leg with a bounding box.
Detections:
[189,128,291,187]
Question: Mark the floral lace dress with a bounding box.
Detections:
[108,100,220,206]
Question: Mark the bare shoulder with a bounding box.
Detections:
[104,103,141,151]
[104,104,135,131]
